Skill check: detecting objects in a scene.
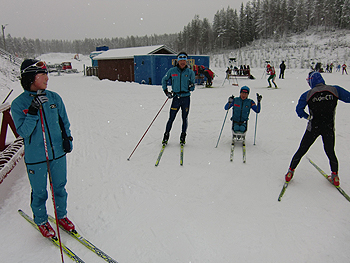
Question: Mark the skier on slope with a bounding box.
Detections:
[285,71,350,186]
[161,52,195,145]
[267,64,277,88]
[224,86,262,134]
[11,59,75,238]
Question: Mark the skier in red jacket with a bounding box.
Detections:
[267,64,277,88]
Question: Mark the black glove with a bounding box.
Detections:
[164,89,174,99]
[228,95,234,104]
[257,93,262,103]
[63,136,73,153]
[28,90,49,115]
[189,83,195,91]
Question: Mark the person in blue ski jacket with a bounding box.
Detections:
[285,71,350,186]
[161,52,195,144]
[224,86,262,133]
[11,59,75,238]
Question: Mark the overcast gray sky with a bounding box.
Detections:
[1,0,250,40]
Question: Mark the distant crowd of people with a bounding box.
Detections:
[312,62,347,75]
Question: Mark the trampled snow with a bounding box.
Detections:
[0,52,350,263]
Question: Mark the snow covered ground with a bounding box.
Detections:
[1,53,350,263]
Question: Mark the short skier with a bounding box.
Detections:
[11,59,75,238]
[161,52,195,144]
[285,72,350,186]
[224,86,262,134]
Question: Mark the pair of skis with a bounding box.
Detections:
[230,134,246,163]
[155,143,184,166]
[278,157,350,202]
[18,209,117,263]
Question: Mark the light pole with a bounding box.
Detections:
[2,24,8,51]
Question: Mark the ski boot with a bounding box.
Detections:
[285,168,295,182]
[58,217,75,232]
[162,132,169,145]
[328,172,340,186]
[180,132,186,144]
[38,222,56,238]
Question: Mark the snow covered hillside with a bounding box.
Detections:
[211,29,350,70]
[0,48,350,263]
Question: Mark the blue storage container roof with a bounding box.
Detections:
[93,45,176,60]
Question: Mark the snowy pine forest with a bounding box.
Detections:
[2,0,350,58]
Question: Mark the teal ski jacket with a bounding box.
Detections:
[11,90,72,164]
[162,65,195,97]
[224,97,260,123]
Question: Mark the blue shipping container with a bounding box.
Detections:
[134,54,210,85]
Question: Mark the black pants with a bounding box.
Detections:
[279,71,285,79]
[165,96,190,134]
[289,128,338,172]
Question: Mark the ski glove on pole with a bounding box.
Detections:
[28,90,49,115]
[164,89,174,99]
[256,93,262,103]
[228,95,234,104]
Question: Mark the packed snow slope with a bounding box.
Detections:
[0,53,350,263]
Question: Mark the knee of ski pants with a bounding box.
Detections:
[27,162,49,201]
[49,156,68,195]
[233,123,246,132]
[27,157,68,198]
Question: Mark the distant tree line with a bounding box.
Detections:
[1,0,350,57]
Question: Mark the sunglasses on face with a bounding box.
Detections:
[21,61,47,74]
[178,56,187,59]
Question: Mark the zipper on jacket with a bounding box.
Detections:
[42,108,56,160]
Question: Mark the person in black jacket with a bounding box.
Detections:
[284,72,350,186]
[279,61,286,79]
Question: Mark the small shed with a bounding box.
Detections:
[93,45,176,82]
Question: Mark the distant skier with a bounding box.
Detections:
[284,72,350,186]
[204,68,214,87]
[224,86,262,134]
[266,64,277,88]
[336,64,341,72]
[315,62,322,72]
[342,63,348,75]
[161,52,195,144]
[11,59,75,238]
[279,61,286,79]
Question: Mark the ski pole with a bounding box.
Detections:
[127,98,169,160]
[2,89,13,104]
[253,112,258,145]
[39,106,65,263]
[215,97,234,148]
[215,110,229,148]
[253,93,261,145]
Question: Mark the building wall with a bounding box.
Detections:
[134,55,210,85]
[98,59,134,82]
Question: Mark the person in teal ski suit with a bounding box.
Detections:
[161,52,195,144]
[224,86,261,133]
[11,59,75,238]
